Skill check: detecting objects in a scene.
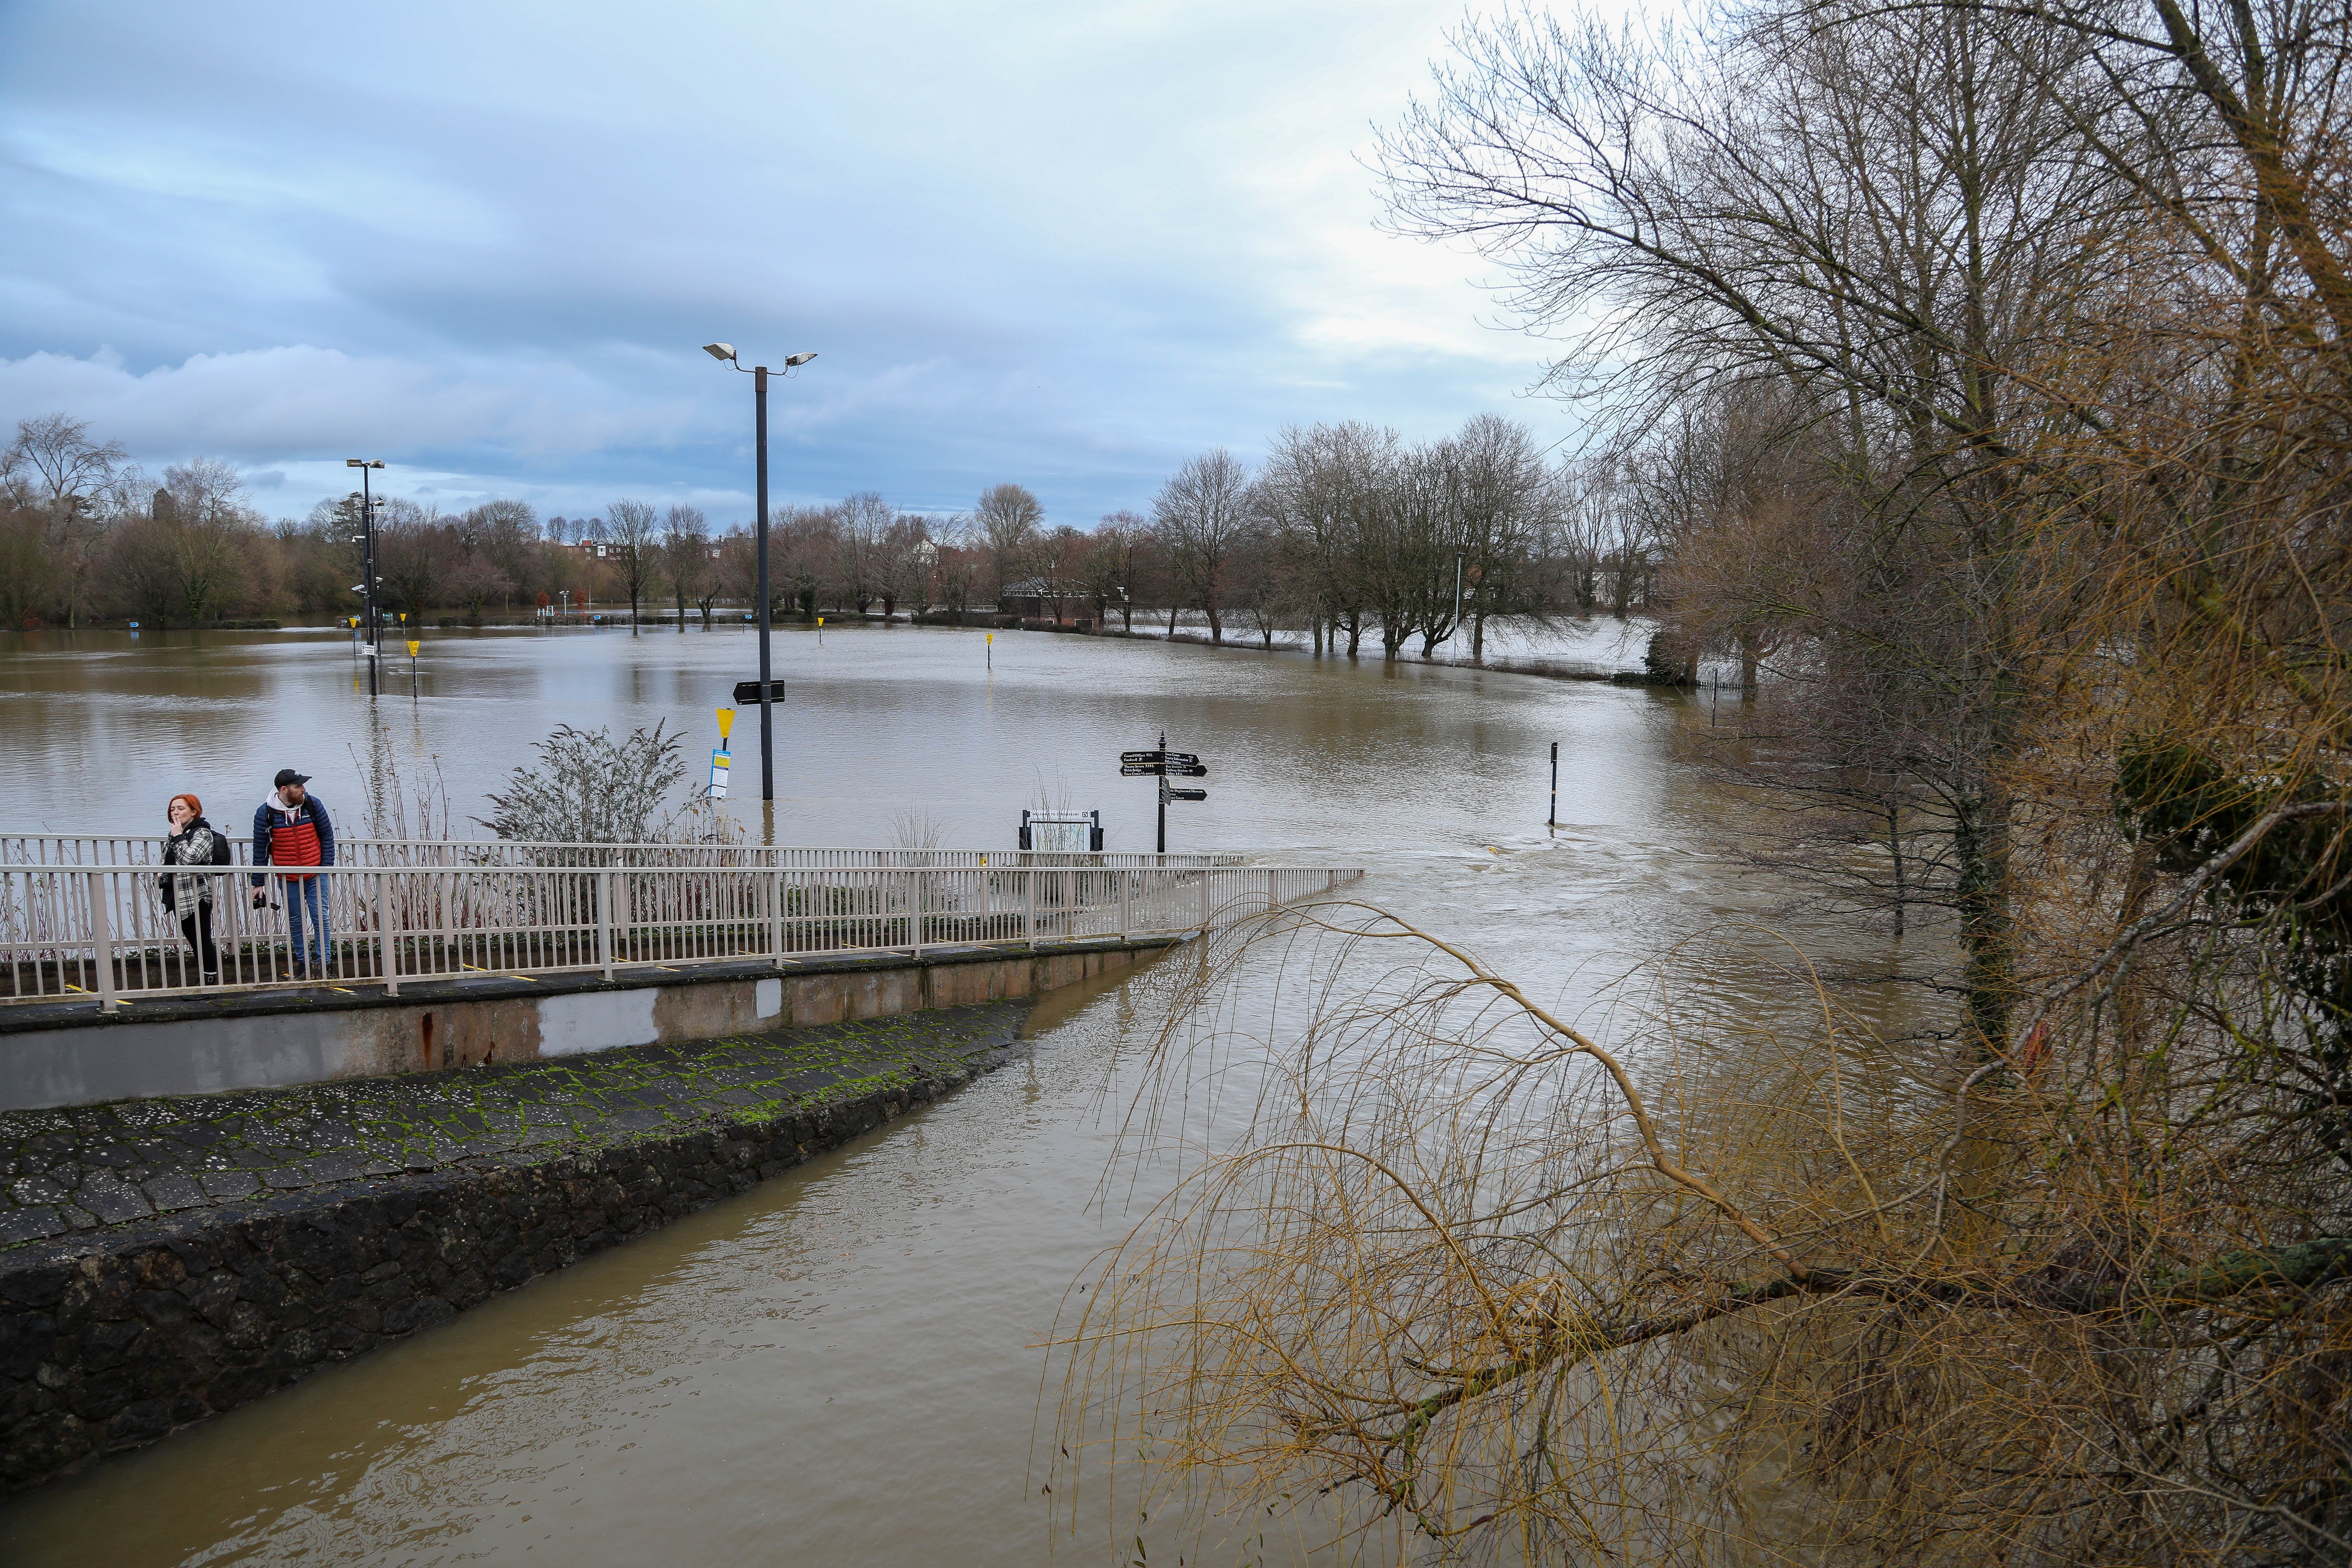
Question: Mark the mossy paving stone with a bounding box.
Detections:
[0,1001,1032,1252]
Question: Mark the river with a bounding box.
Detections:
[0,622,1896,1564]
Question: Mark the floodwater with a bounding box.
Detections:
[0,622,1892,1565]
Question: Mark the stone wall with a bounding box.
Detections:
[0,936,1175,1112]
[0,1052,992,1491]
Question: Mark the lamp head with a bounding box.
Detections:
[703,343,737,363]
[345,458,363,467]
[784,351,817,367]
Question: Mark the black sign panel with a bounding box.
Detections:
[733,680,787,704]
[1120,750,1164,765]
[1166,763,1208,778]
[1160,752,1200,767]
[1120,764,1163,776]
[1164,787,1208,802]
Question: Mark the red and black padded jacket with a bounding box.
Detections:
[250,793,336,883]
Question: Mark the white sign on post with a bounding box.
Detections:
[709,749,730,799]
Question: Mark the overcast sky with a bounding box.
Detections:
[0,0,1564,528]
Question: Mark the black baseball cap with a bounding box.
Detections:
[274,769,312,788]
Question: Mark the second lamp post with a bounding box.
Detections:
[703,343,816,815]
[347,458,386,696]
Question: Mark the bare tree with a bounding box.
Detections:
[972,482,1043,603]
[373,497,449,622]
[1053,0,2352,1558]
[834,491,895,615]
[467,499,539,611]
[662,504,710,629]
[604,498,660,629]
[5,413,127,625]
[920,513,979,620]
[873,513,930,619]
[1260,422,1397,657]
[1152,449,1255,645]
[155,460,265,625]
[1448,413,1550,660]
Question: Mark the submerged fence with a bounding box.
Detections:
[0,854,1362,1010]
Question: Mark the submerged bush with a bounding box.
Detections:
[477,721,688,844]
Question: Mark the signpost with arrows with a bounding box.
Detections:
[1122,733,1209,853]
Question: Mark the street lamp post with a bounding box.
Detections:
[346,459,386,695]
[704,344,817,823]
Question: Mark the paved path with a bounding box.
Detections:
[0,1002,1029,1250]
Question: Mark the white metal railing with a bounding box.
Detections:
[0,834,1245,872]
[0,859,1362,1010]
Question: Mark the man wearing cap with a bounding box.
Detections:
[251,770,336,978]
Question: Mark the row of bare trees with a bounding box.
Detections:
[4,408,1653,642]
[1062,0,2352,1560]
[1143,413,1656,655]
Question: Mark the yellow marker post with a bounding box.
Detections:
[986,631,993,671]
[816,615,824,647]
[406,638,420,699]
[709,707,734,800]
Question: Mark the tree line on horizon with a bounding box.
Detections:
[0,411,1673,645]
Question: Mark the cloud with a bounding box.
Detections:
[0,0,1590,523]
[0,345,695,460]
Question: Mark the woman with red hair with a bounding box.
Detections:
[160,793,231,985]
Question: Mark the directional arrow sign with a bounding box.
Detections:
[733,679,788,704]
[1166,763,1208,778]
[1120,750,1164,766]
[1164,787,1208,803]
[1120,764,1163,776]
[1160,752,1201,768]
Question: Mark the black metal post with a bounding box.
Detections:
[1549,740,1558,828]
[1156,729,1167,855]
[362,466,378,698]
[755,364,774,806]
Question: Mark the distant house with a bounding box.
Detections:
[998,576,1092,623]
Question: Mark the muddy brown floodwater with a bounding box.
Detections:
[0,622,1903,1564]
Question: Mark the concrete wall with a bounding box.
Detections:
[0,1062,993,1491]
[0,941,1172,1112]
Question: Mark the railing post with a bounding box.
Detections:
[1266,868,1276,912]
[1118,869,1130,941]
[770,869,785,965]
[908,867,923,956]
[1200,866,1213,928]
[598,869,616,980]
[378,871,399,996]
[85,872,117,1012]
[1025,865,1037,951]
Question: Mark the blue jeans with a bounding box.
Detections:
[282,878,329,971]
